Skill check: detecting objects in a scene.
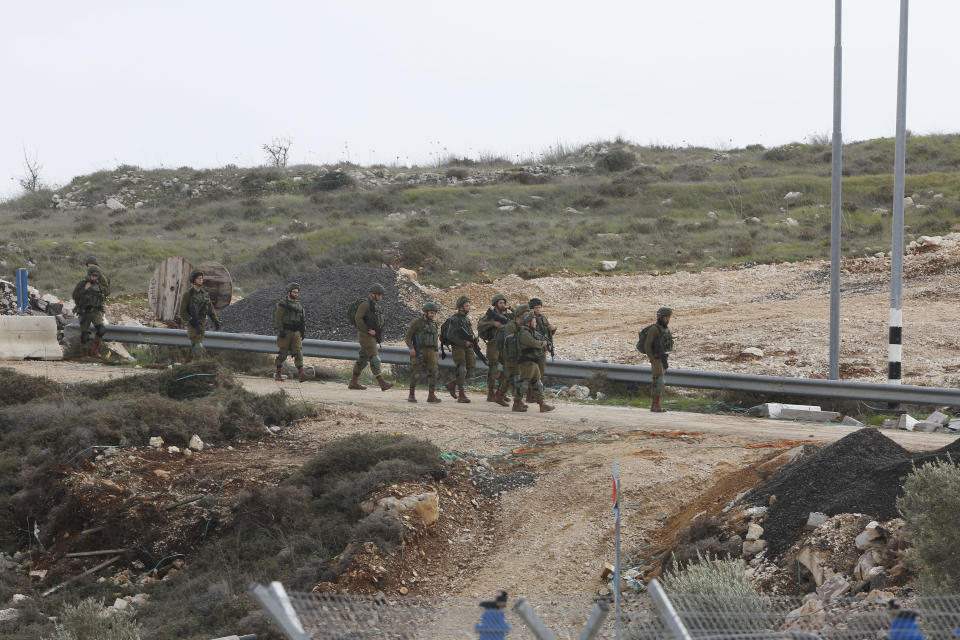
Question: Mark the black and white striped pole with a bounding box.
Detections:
[888,0,909,400]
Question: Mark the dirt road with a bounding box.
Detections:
[5,360,955,597]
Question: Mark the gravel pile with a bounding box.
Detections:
[471,468,541,498]
[217,266,439,342]
[745,428,960,557]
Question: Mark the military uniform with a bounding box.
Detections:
[274,283,307,382]
[405,303,441,403]
[499,303,528,407]
[84,256,111,297]
[348,284,393,391]
[515,313,554,412]
[177,272,220,361]
[72,267,107,358]
[476,294,512,406]
[443,299,476,403]
[642,307,674,412]
[528,298,554,402]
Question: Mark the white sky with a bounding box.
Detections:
[2,1,957,199]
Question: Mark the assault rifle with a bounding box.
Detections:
[441,326,488,366]
[484,308,510,326]
[545,328,556,359]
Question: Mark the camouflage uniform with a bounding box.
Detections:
[177,271,220,361]
[274,283,306,381]
[515,312,554,412]
[528,297,554,402]
[476,294,513,406]
[348,284,394,391]
[84,256,111,297]
[642,307,674,412]
[72,267,107,357]
[443,296,476,403]
[404,303,441,403]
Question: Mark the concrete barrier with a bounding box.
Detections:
[0,316,63,360]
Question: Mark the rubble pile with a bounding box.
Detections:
[217,266,440,342]
[745,428,960,558]
[0,278,74,344]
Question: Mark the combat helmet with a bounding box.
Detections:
[369,283,385,295]
[189,270,203,284]
[455,295,471,309]
[657,307,673,318]
[422,302,439,313]
[528,297,543,308]
[287,282,301,293]
[491,293,507,306]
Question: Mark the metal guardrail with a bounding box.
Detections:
[72,323,960,406]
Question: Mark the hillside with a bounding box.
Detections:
[2,135,960,298]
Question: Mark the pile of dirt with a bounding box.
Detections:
[746,428,960,557]
[217,266,439,342]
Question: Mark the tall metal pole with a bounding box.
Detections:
[828,0,843,380]
[888,0,909,390]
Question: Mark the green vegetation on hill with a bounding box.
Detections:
[2,136,959,297]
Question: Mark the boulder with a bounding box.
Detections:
[855,521,885,550]
[783,217,799,226]
[817,574,851,600]
[742,539,767,556]
[926,410,950,425]
[149,436,164,448]
[188,435,204,451]
[105,197,126,211]
[854,550,883,582]
[797,546,829,586]
[397,267,418,281]
[806,512,829,529]
[783,598,825,632]
[903,196,914,208]
[745,523,763,541]
[598,261,618,271]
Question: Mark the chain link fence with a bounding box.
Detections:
[250,582,960,639]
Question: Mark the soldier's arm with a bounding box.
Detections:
[643,324,658,357]
[177,291,190,323]
[208,299,219,323]
[355,301,370,332]
[100,275,111,298]
[518,330,546,349]
[404,319,419,348]
[275,304,284,332]
[72,281,84,306]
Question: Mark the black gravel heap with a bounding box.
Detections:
[218,266,437,342]
[745,428,960,558]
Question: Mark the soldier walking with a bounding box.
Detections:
[404,302,442,403]
[443,296,477,403]
[177,270,221,362]
[274,282,307,382]
[527,298,556,402]
[641,307,674,412]
[500,303,528,410]
[72,267,108,358]
[348,283,394,391]
[515,312,555,413]
[476,294,512,406]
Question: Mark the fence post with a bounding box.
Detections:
[647,579,693,640]
[576,600,610,640]
[248,582,309,640]
[15,268,28,314]
[512,599,559,640]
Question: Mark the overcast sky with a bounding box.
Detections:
[2,1,957,199]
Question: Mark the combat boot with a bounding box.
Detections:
[525,387,534,403]
[408,381,417,403]
[493,384,510,407]
[376,375,394,391]
[297,367,308,382]
[511,397,527,412]
[457,385,471,403]
[651,395,667,413]
[274,366,283,381]
[486,382,496,402]
[427,385,442,403]
[90,338,102,358]
[348,375,366,390]
[445,379,458,399]
[538,400,555,413]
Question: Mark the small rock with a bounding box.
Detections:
[706,211,718,218]
[741,347,764,358]
[113,598,129,611]
[0,608,20,623]
[745,216,761,224]
[926,410,950,425]
[782,217,799,226]
[600,562,615,580]
[855,521,885,549]
[903,196,914,207]
[497,199,517,207]
[817,574,851,600]
[149,436,164,448]
[188,435,204,451]
[598,260,618,271]
[742,539,767,556]
[783,598,825,631]
[498,205,516,211]
[806,512,829,529]
[10,594,28,604]
[167,446,180,454]
[153,469,170,479]
[783,191,802,200]
[745,523,763,541]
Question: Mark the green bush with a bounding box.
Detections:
[42,597,141,640]
[659,553,769,634]
[312,171,356,192]
[898,457,960,594]
[598,149,636,172]
[399,235,445,270]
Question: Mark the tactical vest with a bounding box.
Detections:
[518,327,544,363]
[80,282,106,311]
[416,318,439,348]
[278,299,304,329]
[187,289,213,321]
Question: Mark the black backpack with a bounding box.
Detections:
[346,298,364,327]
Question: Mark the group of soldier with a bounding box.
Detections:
[71,262,674,413]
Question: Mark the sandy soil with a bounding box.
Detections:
[5,360,955,598]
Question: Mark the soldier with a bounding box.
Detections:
[515,312,555,413]
[348,283,394,391]
[274,282,307,382]
[527,297,557,402]
[443,295,477,403]
[641,307,674,412]
[476,293,512,406]
[72,267,107,358]
[177,270,221,362]
[84,256,111,297]
[499,303,528,410]
[405,302,442,403]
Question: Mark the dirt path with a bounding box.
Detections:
[5,360,956,597]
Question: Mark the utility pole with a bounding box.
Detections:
[828,0,843,380]
[888,0,909,393]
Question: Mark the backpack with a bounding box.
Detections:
[636,323,657,352]
[346,298,364,327]
[502,327,521,363]
[439,316,456,345]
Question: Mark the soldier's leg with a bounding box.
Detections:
[350,332,373,388]
[425,349,441,403]
[486,344,500,400]
[447,347,465,398]
[79,317,92,357]
[531,366,553,412]
[193,328,208,360]
[275,334,290,379]
[408,356,420,402]
[651,359,666,412]
[362,336,392,391]
[291,333,306,381]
